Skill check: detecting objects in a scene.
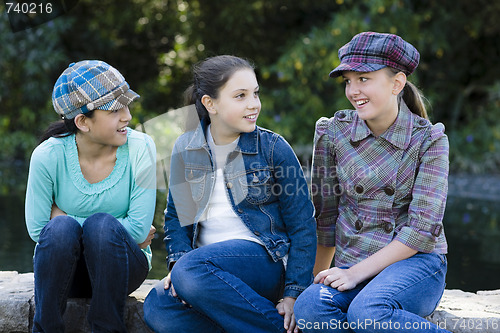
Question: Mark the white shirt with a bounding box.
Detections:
[197,126,264,248]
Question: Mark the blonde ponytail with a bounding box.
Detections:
[402,81,428,120]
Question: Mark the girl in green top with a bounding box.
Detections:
[25,60,157,333]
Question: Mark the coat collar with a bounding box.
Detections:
[350,101,414,150]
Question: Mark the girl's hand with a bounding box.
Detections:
[163,272,190,306]
[314,267,358,292]
[276,297,299,333]
[163,272,174,292]
[138,225,156,249]
[50,204,66,219]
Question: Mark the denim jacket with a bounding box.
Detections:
[164,120,317,298]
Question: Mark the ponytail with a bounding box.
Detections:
[402,81,429,120]
[38,111,94,144]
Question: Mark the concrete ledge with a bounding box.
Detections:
[0,271,154,333]
[427,289,500,333]
[1,271,499,333]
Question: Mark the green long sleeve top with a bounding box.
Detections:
[25,128,157,269]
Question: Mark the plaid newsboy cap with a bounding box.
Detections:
[52,60,139,119]
[329,32,420,78]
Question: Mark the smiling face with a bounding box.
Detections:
[202,68,261,145]
[83,106,132,147]
[342,68,406,136]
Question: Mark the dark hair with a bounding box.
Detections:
[184,55,255,128]
[38,111,95,144]
[387,68,428,120]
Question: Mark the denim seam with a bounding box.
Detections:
[259,205,276,235]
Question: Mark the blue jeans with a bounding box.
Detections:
[32,213,149,333]
[143,239,286,333]
[294,253,450,333]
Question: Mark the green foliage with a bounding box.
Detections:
[0,11,72,193]
[2,0,500,197]
[448,81,500,174]
[257,0,500,170]
[257,0,500,144]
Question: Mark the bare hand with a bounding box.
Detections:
[50,203,66,219]
[163,272,190,306]
[276,297,298,333]
[138,225,156,249]
[314,267,358,291]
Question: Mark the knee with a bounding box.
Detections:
[143,282,163,329]
[82,213,123,245]
[39,216,81,250]
[83,213,118,232]
[347,294,388,331]
[143,280,177,332]
[170,252,207,299]
[294,284,324,323]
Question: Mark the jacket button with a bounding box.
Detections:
[384,186,395,196]
[355,219,363,231]
[238,208,243,213]
[384,222,394,233]
[350,139,360,147]
[253,231,260,236]
[226,182,233,189]
[419,119,427,126]
[337,111,345,119]
[275,251,281,257]
[355,184,364,194]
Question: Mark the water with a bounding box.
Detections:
[2,180,500,292]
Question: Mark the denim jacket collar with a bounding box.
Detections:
[185,118,259,154]
[350,101,413,150]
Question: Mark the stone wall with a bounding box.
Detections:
[1,271,499,333]
[0,271,154,333]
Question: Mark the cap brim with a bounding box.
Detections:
[329,63,387,78]
[98,89,140,111]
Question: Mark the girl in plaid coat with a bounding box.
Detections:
[294,32,450,333]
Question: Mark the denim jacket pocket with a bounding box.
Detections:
[185,168,207,202]
[240,169,272,205]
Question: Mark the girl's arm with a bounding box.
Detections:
[316,240,416,290]
[50,203,66,219]
[394,124,449,253]
[163,139,196,270]
[25,143,56,242]
[314,244,335,276]
[119,134,157,244]
[272,135,317,299]
[312,118,340,249]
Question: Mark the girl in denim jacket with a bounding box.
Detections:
[294,32,450,332]
[144,55,316,333]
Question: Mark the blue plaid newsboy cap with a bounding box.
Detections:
[329,32,420,78]
[52,60,139,119]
